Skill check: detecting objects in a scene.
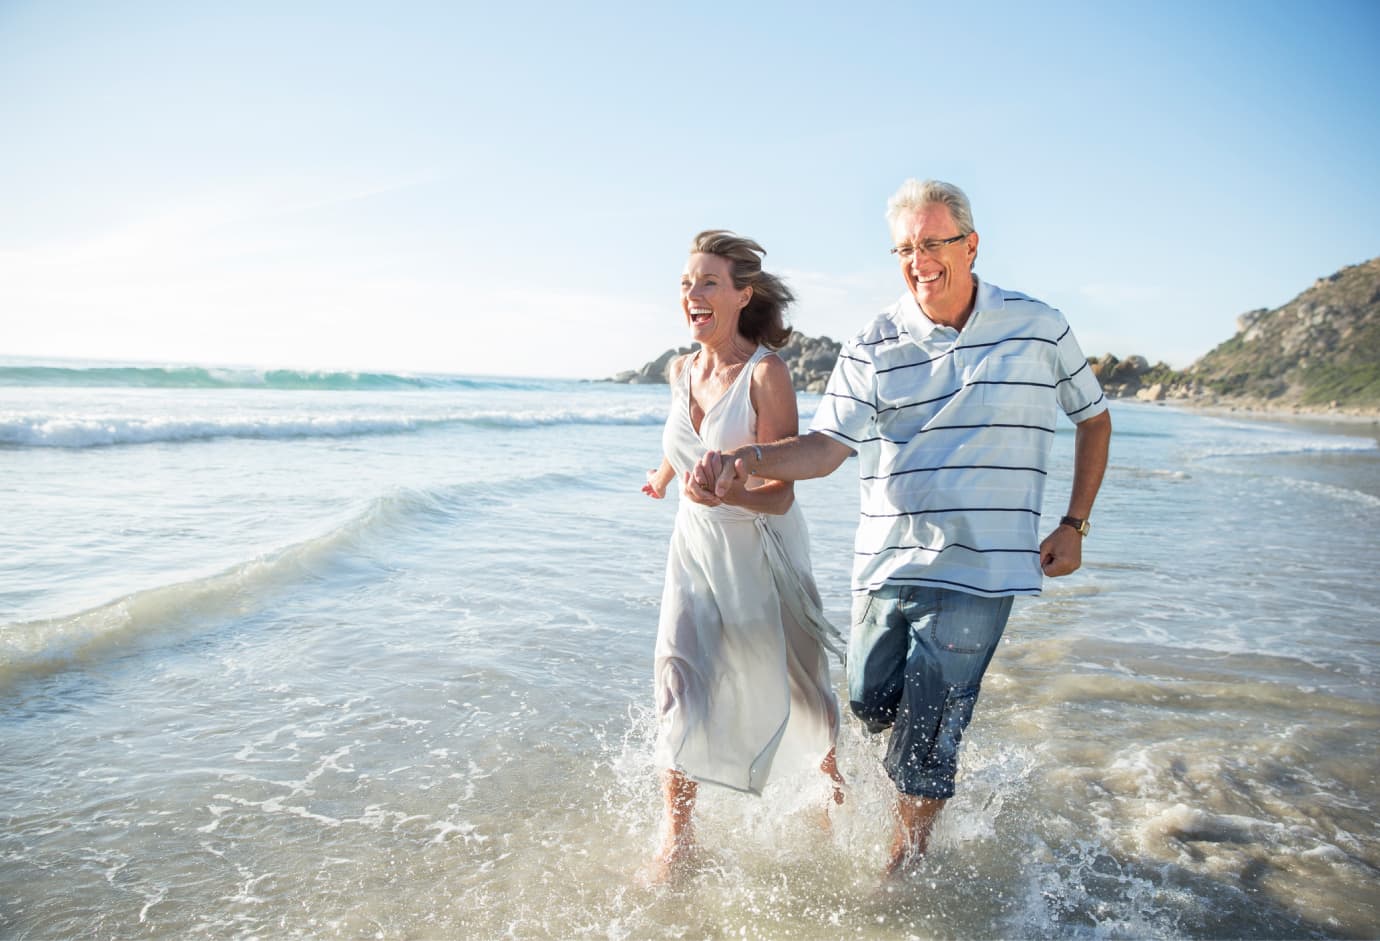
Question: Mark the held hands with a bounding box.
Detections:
[702,449,751,499]
[682,469,718,506]
[1039,524,1083,577]
[641,455,747,505]
[683,450,751,507]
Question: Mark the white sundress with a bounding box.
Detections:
[654,345,843,794]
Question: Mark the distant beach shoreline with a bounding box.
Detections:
[1158,398,1380,443]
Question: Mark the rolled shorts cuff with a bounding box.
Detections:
[882,681,981,799]
[892,774,957,801]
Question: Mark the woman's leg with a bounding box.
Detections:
[644,769,697,884]
[820,747,845,805]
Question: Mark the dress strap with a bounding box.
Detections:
[733,345,773,400]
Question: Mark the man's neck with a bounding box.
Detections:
[918,277,977,331]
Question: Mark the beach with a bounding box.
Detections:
[1173,397,1380,438]
[2,362,1378,939]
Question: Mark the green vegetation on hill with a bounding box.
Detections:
[1092,257,1380,410]
[1188,257,1380,407]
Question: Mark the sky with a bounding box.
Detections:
[2,0,1378,380]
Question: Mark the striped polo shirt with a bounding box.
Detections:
[808,276,1107,598]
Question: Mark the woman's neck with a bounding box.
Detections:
[697,335,756,368]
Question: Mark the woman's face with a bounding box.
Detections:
[681,252,751,345]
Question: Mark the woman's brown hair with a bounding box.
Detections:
[689,230,794,349]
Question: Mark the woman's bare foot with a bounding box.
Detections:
[639,770,697,886]
[813,748,847,832]
[821,748,846,806]
[639,829,696,886]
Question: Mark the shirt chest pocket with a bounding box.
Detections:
[967,356,1056,404]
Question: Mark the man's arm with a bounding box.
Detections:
[1040,409,1112,577]
[687,432,853,504]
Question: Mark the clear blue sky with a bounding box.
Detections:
[3,0,1377,378]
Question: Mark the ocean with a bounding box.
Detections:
[2,359,1377,939]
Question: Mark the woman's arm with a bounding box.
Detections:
[643,354,691,500]
[643,457,675,499]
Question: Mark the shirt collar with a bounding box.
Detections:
[899,274,1004,345]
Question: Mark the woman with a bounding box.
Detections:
[640,230,845,882]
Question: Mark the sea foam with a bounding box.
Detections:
[0,406,665,447]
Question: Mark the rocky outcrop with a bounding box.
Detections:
[1095,257,1380,411]
[1090,354,1206,402]
[608,346,694,385]
[607,332,842,393]
[779,332,842,393]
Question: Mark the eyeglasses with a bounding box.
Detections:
[890,234,967,260]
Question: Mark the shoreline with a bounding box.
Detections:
[1126,397,1380,443]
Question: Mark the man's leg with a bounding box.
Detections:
[883,589,1013,875]
[846,587,908,733]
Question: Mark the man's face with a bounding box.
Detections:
[890,203,978,319]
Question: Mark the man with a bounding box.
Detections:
[689,179,1112,877]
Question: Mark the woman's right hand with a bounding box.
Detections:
[681,469,723,507]
[641,469,667,499]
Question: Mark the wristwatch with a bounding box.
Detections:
[1059,515,1090,536]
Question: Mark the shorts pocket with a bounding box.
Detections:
[933,611,996,655]
[851,592,877,628]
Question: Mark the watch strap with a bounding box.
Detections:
[1060,515,1090,536]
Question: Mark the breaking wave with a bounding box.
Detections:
[0,406,666,448]
[0,486,486,688]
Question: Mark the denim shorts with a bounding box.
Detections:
[846,585,1013,799]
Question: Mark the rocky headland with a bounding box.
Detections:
[1093,257,1380,417]
[607,331,842,394]
[609,257,1380,418]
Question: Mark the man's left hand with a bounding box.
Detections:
[1039,525,1083,577]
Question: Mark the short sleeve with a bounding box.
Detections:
[807,340,876,451]
[1053,321,1107,422]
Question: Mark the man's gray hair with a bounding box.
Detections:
[886,179,975,235]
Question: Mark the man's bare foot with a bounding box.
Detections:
[882,793,944,880]
[882,832,919,880]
